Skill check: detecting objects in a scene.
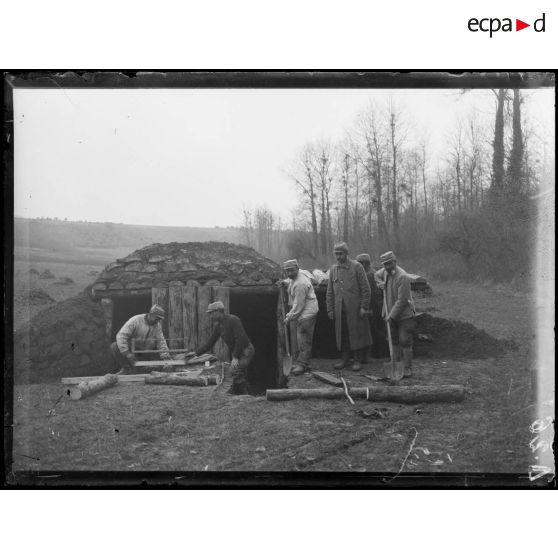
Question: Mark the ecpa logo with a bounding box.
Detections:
[468,13,546,37]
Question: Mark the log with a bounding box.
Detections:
[186,353,217,364]
[145,373,218,386]
[68,373,119,400]
[182,284,198,351]
[311,371,344,387]
[266,384,465,404]
[168,284,184,350]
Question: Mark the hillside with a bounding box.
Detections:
[14,218,244,252]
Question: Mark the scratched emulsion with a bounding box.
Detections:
[533,161,555,482]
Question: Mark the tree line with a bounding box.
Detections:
[240,90,553,282]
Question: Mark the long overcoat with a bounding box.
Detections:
[326,259,372,351]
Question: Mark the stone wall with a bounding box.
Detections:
[13,291,113,384]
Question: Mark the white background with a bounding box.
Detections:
[1,1,556,68]
[2,1,555,555]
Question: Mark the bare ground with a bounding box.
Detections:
[10,278,541,478]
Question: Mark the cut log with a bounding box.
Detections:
[63,374,147,384]
[187,353,217,364]
[311,371,344,387]
[68,373,119,400]
[266,384,465,404]
[145,373,218,386]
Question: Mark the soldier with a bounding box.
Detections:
[374,251,416,377]
[194,301,254,395]
[281,259,319,375]
[110,304,172,374]
[326,242,372,371]
[355,253,389,359]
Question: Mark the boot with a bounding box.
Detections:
[291,364,306,376]
[402,347,413,377]
[351,350,362,371]
[361,347,370,364]
[334,351,350,370]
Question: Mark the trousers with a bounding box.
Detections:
[293,314,317,369]
[231,343,255,393]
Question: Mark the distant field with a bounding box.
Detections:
[13,248,112,330]
[12,217,246,330]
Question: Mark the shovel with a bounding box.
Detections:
[279,285,293,377]
[383,291,405,382]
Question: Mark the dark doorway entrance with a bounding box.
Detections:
[111,295,152,340]
[229,288,278,394]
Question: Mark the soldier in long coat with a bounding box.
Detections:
[326,242,372,371]
[356,253,389,359]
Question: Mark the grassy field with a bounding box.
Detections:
[10,270,544,481]
[12,247,121,330]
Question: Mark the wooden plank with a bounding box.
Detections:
[100,298,114,340]
[132,348,189,354]
[276,288,288,388]
[151,287,169,338]
[196,285,213,349]
[168,284,184,350]
[212,286,230,361]
[182,284,198,352]
[311,371,343,387]
[134,359,186,367]
[62,374,149,384]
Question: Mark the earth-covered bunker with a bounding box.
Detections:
[91,242,286,392]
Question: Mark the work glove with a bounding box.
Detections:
[359,308,367,319]
[126,353,137,366]
[328,311,335,321]
[231,357,239,370]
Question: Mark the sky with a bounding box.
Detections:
[14,87,554,228]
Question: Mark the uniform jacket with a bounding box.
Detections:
[286,272,319,322]
[116,314,171,358]
[374,265,415,322]
[326,258,372,351]
[196,314,252,360]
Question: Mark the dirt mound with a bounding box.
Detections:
[13,290,112,384]
[40,269,55,279]
[53,276,75,285]
[414,313,517,359]
[27,288,55,305]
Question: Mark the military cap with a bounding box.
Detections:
[149,304,166,319]
[333,242,349,253]
[379,251,396,264]
[206,301,225,313]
